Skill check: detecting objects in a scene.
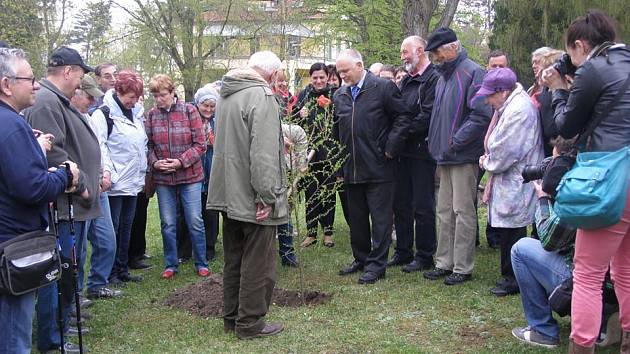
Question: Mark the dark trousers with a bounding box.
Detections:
[346,182,394,274]
[109,195,138,277]
[222,217,276,337]
[496,226,526,279]
[338,181,350,228]
[476,169,500,247]
[393,157,436,265]
[304,162,336,238]
[177,192,218,260]
[128,192,149,261]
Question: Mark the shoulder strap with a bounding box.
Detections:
[576,73,630,147]
[98,105,113,138]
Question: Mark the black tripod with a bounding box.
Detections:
[52,180,85,354]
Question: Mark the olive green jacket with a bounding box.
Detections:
[206,68,288,225]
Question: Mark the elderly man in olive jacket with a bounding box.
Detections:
[333,48,412,285]
[207,51,287,340]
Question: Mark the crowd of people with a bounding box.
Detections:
[0,8,629,354]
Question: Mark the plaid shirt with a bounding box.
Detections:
[536,197,576,268]
[146,101,206,185]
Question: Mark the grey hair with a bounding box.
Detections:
[403,35,427,49]
[439,40,462,53]
[248,51,282,77]
[532,46,553,57]
[337,49,363,64]
[0,48,27,81]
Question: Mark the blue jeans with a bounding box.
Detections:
[37,221,87,351]
[85,192,117,290]
[511,237,572,340]
[156,183,207,270]
[0,291,36,354]
[277,222,296,264]
[109,195,138,277]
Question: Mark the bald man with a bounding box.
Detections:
[388,36,441,273]
[334,49,412,284]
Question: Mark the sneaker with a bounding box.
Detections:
[70,308,92,320]
[44,342,87,354]
[512,326,559,348]
[87,287,123,299]
[198,267,210,277]
[67,325,90,336]
[119,272,143,282]
[423,267,452,280]
[444,272,472,285]
[79,297,93,308]
[162,269,176,279]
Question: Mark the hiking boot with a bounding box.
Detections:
[87,287,123,300]
[568,339,594,353]
[402,260,433,273]
[237,322,284,340]
[512,326,559,349]
[423,267,452,280]
[444,272,472,285]
[78,296,93,309]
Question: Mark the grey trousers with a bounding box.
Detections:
[435,163,479,275]
[222,217,277,337]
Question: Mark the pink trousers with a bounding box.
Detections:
[571,188,630,346]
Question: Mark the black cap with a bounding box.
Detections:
[0,40,9,48]
[48,46,94,73]
[425,27,458,52]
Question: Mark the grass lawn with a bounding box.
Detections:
[78,198,616,354]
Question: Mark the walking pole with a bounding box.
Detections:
[52,202,66,354]
[65,163,84,354]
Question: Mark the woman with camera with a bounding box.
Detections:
[542,10,630,353]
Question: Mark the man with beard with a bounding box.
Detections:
[387,36,440,274]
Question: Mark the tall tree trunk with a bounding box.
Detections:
[401,0,437,38]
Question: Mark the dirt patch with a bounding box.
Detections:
[164,273,332,318]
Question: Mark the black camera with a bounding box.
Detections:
[522,157,553,183]
[553,53,577,77]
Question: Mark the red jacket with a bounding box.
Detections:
[146,101,206,185]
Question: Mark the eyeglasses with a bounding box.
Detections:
[10,76,37,86]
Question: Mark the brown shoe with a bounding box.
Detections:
[300,236,317,248]
[323,235,334,247]
[622,331,630,354]
[237,322,284,340]
[568,339,594,354]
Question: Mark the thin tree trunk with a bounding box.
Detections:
[435,0,460,30]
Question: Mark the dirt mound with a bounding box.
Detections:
[164,273,331,318]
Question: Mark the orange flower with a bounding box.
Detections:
[317,95,331,108]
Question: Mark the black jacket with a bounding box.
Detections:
[537,87,557,157]
[293,85,335,162]
[398,63,440,160]
[333,71,412,184]
[553,44,630,152]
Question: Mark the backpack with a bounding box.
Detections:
[98,105,114,137]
